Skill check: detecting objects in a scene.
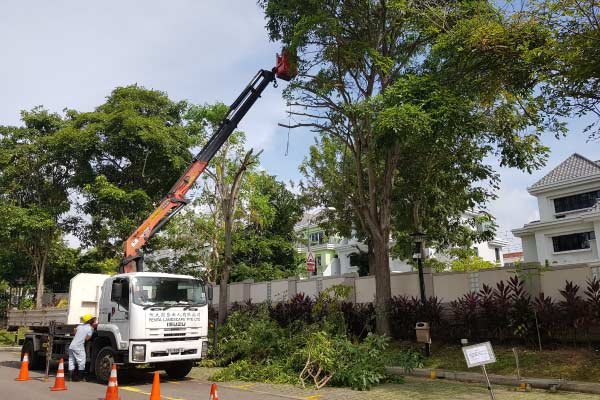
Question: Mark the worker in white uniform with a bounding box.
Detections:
[68,313,96,381]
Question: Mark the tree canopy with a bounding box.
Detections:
[58,85,196,260]
[0,108,71,307]
[261,0,553,334]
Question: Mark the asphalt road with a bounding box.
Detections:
[0,351,291,400]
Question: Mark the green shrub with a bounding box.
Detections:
[385,347,424,373]
[216,306,288,364]
[332,334,390,391]
[212,285,419,390]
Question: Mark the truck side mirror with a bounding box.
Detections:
[111,282,123,301]
[207,285,213,302]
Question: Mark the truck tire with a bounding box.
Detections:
[164,361,193,380]
[21,340,43,370]
[94,346,116,384]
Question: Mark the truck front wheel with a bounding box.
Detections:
[94,346,115,384]
[164,361,193,379]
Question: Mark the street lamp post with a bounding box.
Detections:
[411,231,430,357]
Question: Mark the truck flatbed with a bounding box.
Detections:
[7,308,68,331]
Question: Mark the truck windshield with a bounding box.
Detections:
[131,277,207,307]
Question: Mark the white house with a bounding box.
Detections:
[513,153,600,266]
[296,209,507,277]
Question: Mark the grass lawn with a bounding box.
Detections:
[0,329,20,346]
[419,343,600,382]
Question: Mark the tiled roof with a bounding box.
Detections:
[530,153,600,190]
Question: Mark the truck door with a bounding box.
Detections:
[110,278,130,341]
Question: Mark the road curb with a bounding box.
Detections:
[0,346,20,352]
[386,367,600,395]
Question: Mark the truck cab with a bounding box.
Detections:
[93,272,210,382]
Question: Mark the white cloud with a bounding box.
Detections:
[488,180,539,251]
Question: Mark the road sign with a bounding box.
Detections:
[306,251,316,272]
[462,342,497,400]
[462,341,496,368]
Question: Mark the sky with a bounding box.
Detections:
[1,1,597,252]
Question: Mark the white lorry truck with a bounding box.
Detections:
[8,272,211,382]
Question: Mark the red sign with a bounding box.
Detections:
[306,251,316,272]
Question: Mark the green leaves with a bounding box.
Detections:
[66,85,195,257]
[0,108,72,306]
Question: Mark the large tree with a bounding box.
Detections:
[230,172,303,282]
[531,0,600,139]
[186,103,260,325]
[0,108,71,307]
[56,85,196,265]
[152,171,303,283]
[261,0,552,334]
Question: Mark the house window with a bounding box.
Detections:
[494,248,500,263]
[308,231,324,245]
[554,190,600,214]
[552,231,596,252]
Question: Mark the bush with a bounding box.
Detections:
[585,277,600,324]
[342,302,375,339]
[534,292,558,342]
[559,280,589,343]
[216,306,288,364]
[450,292,480,339]
[210,277,600,390]
[389,296,444,341]
[389,295,419,340]
[269,293,314,329]
[332,334,390,391]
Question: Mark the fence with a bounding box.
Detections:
[210,262,600,307]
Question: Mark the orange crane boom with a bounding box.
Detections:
[120,50,296,273]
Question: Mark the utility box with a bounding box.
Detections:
[415,322,431,343]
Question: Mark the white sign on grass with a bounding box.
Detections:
[462,341,496,368]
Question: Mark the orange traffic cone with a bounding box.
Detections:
[104,364,120,400]
[50,358,67,391]
[209,383,219,400]
[149,371,161,400]
[15,354,31,381]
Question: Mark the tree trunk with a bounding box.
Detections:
[35,264,45,309]
[218,209,234,326]
[218,266,229,326]
[373,235,391,336]
[367,239,376,276]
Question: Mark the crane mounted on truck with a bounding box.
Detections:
[8,49,297,383]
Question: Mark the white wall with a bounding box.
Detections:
[533,222,597,266]
[271,280,289,302]
[536,180,600,222]
[250,282,268,303]
[474,242,501,264]
[540,265,593,299]
[212,263,598,309]
[522,235,539,263]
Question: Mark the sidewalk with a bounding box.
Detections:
[389,367,600,395]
